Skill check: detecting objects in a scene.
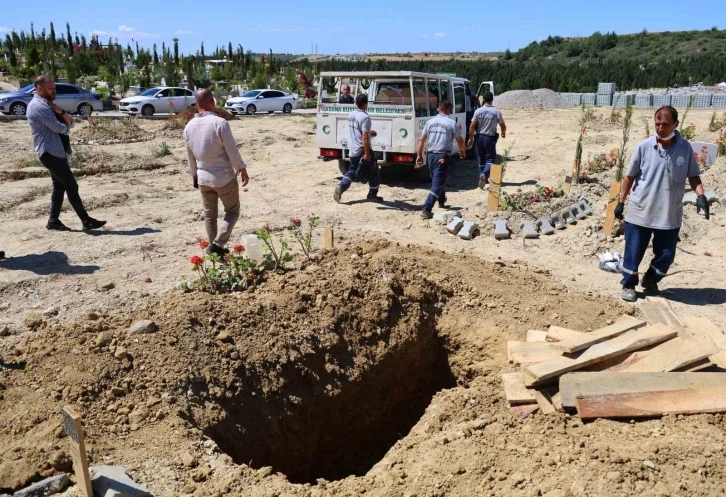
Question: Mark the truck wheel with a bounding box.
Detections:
[337,159,349,175]
[413,164,431,182]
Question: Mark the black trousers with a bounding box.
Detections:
[39,153,89,222]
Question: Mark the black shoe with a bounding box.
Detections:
[0,251,5,259]
[366,195,384,203]
[206,243,229,257]
[47,219,72,231]
[421,210,434,220]
[641,275,660,295]
[82,218,106,231]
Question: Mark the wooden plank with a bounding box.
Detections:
[546,326,586,342]
[621,337,719,373]
[603,181,621,236]
[324,226,334,251]
[576,386,726,419]
[548,315,648,354]
[487,164,503,212]
[683,317,726,349]
[502,372,537,405]
[511,404,539,420]
[523,324,678,387]
[639,297,684,330]
[526,330,549,343]
[709,351,726,369]
[550,391,564,412]
[61,406,93,497]
[534,390,556,414]
[560,372,726,409]
[675,358,713,372]
[507,341,562,365]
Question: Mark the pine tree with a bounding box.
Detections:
[153,44,159,65]
[173,38,179,65]
[66,22,73,56]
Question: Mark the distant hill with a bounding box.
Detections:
[509,28,726,64]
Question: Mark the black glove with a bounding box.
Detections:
[696,194,710,220]
[614,202,625,220]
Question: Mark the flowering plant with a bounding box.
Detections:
[287,215,320,260]
[181,242,263,294]
[257,224,293,270]
[680,124,696,141]
[587,149,618,173]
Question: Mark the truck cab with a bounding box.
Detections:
[316,71,493,179]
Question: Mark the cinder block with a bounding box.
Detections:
[551,212,567,230]
[494,220,510,239]
[683,192,698,205]
[434,210,461,224]
[705,191,719,204]
[562,207,578,225]
[90,466,151,497]
[458,221,479,240]
[536,218,555,235]
[577,198,593,218]
[520,220,539,239]
[446,217,464,234]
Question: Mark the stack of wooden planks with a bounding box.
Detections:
[502,297,726,419]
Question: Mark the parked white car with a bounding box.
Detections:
[225,89,296,115]
[119,87,195,116]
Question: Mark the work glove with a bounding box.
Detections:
[614,202,625,220]
[696,194,710,220]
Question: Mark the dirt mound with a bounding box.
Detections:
[4,239,694,497]
[495,89,571,109]
[72,118,151,145]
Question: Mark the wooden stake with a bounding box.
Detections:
[487,164,503,212]
[61,406,93,497]
[603,181,621,236]
[324,226,334,251]
[563,158,580,193]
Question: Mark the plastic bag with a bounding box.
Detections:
[598,251,622,273]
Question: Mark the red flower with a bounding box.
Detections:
[233,244,245,254]
[290,218,302,227]
[199,240,210,249]
[190,255,204,266]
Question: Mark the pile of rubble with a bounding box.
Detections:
[502,297,726,420]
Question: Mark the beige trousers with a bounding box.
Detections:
[199,178,240,248]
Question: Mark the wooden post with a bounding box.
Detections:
[324,226,334,251]
[487,164,503,212]
[61,406,93,497]
[563,158,579,193]
[603,181,621,236]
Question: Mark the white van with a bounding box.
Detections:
[315,71,494,179]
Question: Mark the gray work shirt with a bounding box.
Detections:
[471,104,504,136]
[347,109,371,157]
[27,95,73,159]
[422,114,461,153]
[625,132,700,230]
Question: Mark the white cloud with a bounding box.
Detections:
[434,32,446,38]
[419,34,430,39]
[89,25,158,39]
[0,26,11,33]
[175,30,196,35]
[118,25,135,33]
[91,30,110,36]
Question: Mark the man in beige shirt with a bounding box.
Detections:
[184,89,250,256]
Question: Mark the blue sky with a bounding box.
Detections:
[2,0,724,55]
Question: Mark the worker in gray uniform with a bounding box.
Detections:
[416,100,466,219]
[467,91,506,190]
[615,105,709,302]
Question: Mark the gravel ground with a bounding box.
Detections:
[495,88,571,109]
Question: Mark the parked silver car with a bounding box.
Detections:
[0,83,103,116]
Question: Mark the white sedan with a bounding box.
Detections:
[119,87,195,116]
[225,89,296,115]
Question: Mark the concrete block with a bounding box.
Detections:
[576,198,593,218]
[520,220,540,239]
[536,218,555,235]
[446,217,464,235]
[434,210,461,224]
[12,475,69,497]
[551,212,566,230]
[705,191,719,204]
[494,220,510,239]
[562,207,578,225]
[683,192,698,205]
[691,142,718,165]
[458,221,479,240]
[90,466,151,497]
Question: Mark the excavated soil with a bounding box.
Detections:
[2,241,725,496]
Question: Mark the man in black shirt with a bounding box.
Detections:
[338,84,354,104]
